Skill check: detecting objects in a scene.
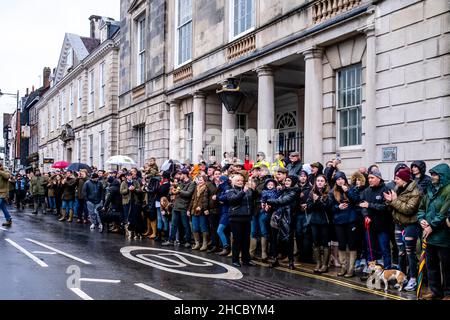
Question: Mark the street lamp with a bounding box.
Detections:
[0,89,20,172]
[217,78,245,114]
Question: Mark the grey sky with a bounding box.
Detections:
[0,0,120,152]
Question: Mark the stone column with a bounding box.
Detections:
[192,91,206,163]
[221,105,236,159]
[303,48,323,164]
[363,25,376,165]
[257,65,275,162]
[169,101,180,160]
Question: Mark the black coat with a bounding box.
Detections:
[267,187,300,241]
[287,161,303,177]
[225,187,254,222]
[360,182,393,233]
[411,160,432,195]
[306,189,332,225]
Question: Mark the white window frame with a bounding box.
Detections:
[229,0,255,41]
[88,70,94,113]
[336,64,363,149]
[100,62,106,108]
[50,99,55,132]
[61,90,66,125]
[89,135,94,166]
[185,113,193,163]
[137,126,145,167]
[174,0,193,68]
[77,138,82,163]
[136,15,146,85]
[69,85,73,122]
[66,48,73,70]
[99,131,105,169]
[77,78,82,117]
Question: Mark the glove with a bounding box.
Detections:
[364,216,371,229]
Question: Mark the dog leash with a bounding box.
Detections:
[366,225,374,262]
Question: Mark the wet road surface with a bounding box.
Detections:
[0,206,415,300]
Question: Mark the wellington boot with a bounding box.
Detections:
[337,250,348,276]
[58,209,67,222]
[313,246,322,273]
[67,209,74,223]
[218,246,231,256]
[200,233,209,251]
[319,247,330,273]
[261,237,269,262]
[249,238,258,259]
[148,220,157,239]
[345,251,357,278]
[143,219,151,236]
[192,233,201,250]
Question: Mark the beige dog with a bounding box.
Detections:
[367,261,406,292]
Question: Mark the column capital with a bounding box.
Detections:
[192,91,207,99]
[303,47,323,61]
[358,23,376,37]
[168,100,180,108]
[256,65,274,77]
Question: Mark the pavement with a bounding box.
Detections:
[0,205,416,300]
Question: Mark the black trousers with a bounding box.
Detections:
[230,221,251,264]
[426,244,450,297]
[335,223,357,251]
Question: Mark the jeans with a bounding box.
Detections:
[251,212,271,239]
[48,197,56,209]
[367,230,392,268]
[62,200,74,211]
[426,244,450,297]
[208,213,221,247]
[0,198,11,221]
[335,223,358,251]
[123,204,130,224]
[169,210,191,243]
[156,207,169,232]
[217,224,229,247]
[296,213,313,262]
[76,199,88,220]
[192,215,208,233]
[230,221,251,264]
[87,201,103,226]
[395,223,419,278]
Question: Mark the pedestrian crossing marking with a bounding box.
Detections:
[5,238,49,268]
[25,238,91,265]
[135,283,182,300]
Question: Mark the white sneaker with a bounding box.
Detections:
[404,278,417,291]
[98,224,103,232]
[90,223,96,230]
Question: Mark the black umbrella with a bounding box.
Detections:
[67,163,92,173]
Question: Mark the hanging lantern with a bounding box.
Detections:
[217,78,244,114]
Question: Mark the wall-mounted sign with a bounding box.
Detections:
[382,147,397,162]
[43,158,54,164]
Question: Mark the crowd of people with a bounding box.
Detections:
[0,152,449,300]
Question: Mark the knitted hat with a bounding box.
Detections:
[368,169,383,181]
[219,176,229,183]
[396,168,412,183]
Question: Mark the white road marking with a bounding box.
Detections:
[25,238,91,265]
[80,278,121,284]
[135,283,182,300]
[32,251,57,255]
[0,227,9,231]
[5,238,49,268]
[70,288,94,301]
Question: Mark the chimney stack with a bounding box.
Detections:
[89,15,102,39]
[26,88,29,96]
[32,85,35,93]
[43,67,51,89]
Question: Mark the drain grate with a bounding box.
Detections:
[220,278,313,298]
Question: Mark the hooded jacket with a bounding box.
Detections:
[0,168,11,199]
[217,179,231,225]
[173,179,196,211]
[260,179,279,205]
[225,186,254,222]
[306,187,333,225]
[411,160,432,194]
[389,180,420,225]
[104,179,123,212]
[329,171,360,225]
[83,179,104,204]
[418,163,450,248]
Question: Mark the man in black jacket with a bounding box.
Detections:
[296,170,313,263]
[286,152,303,176]
[359,169,393,270]
[225,173,256,268]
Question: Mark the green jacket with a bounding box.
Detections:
[120,180,142,205]
[31,176,48,196]
[0,169,11,198]
[390,180,421,225]
[146,164,159,178]
[62,177,78,201]
[418,163,450,248]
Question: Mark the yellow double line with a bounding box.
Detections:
[253,261,409,300]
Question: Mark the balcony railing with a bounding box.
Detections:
[227,34,256,61]
[173,64,193,84]
[312,0,362,24]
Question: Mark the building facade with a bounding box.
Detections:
[118,0,449,176]
[37,16,121,171]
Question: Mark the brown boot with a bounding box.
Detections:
[319,247,330,273]
[337,250,347,276]
[192,233,201,250]
[345,251,357,278]
[200,233,209,251]
[261,237,268,262]
[67,209,74,223]
[58,209,67,222]
[249,238,257,259]
[148,220,157,239]
[143,218,151,236]
[313,246,322,273]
